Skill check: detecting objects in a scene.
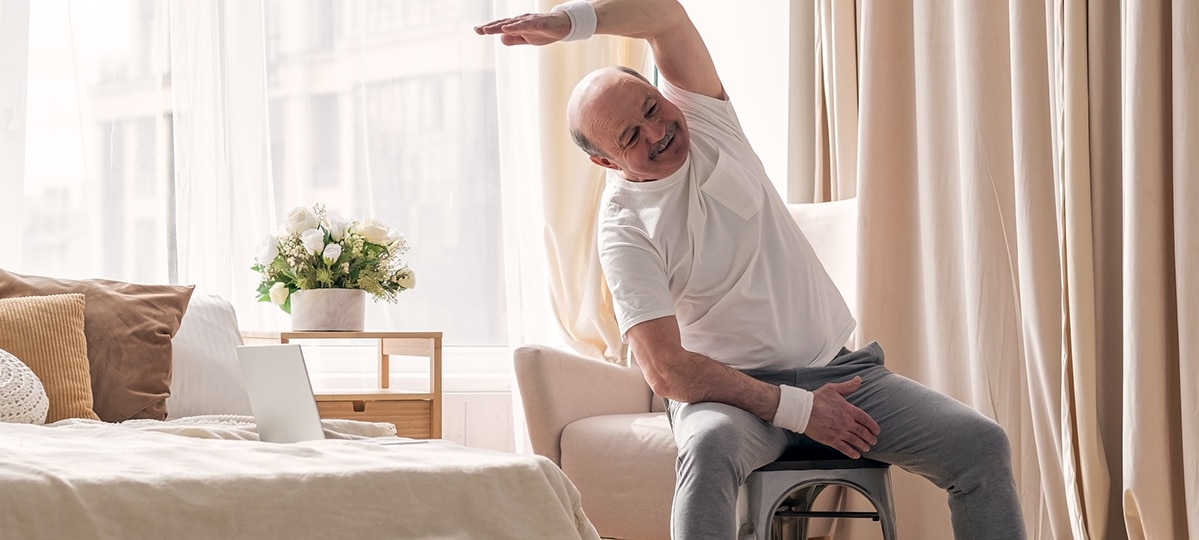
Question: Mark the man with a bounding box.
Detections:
[476,1,1026,538]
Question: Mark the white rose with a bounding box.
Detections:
[356,218,391,245]
[327,216,351,242]
[268,282,289,305]
[256,235,280,266]
[397,269,415,289]
[284,206,320,235]
[385,230,405,248]
[322,243,342,265]
[300,229,326,255]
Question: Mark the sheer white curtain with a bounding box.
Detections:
[6,0,552,353]
[0,0,31,239]
[169,0,273,318]
[5,0,173,283]
[172,0,519,344]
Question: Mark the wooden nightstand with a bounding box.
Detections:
[242,331,442,439]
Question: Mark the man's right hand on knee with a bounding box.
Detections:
[801,376,880,459]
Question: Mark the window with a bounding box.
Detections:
[309,94,341,189]
[16,0,507,349]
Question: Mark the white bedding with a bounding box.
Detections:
[0,416,600,540]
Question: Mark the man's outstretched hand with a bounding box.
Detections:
[474,12,571,46]
[804,376,881,459]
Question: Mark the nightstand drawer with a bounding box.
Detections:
[316,399,433,439]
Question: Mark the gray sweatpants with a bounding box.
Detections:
[665,342,1026,539]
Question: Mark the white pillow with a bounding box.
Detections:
[168,294,253,419]
[0,347,50,424]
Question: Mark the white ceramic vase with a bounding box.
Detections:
[289,288,366,332]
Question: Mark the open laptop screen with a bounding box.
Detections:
[235,344,326,443]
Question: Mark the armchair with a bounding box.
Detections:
[514,200,859,540]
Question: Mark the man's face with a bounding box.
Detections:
[581,74,690,182]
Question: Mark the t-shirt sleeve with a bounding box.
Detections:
[598,216,676,339]
[660,79,749,144]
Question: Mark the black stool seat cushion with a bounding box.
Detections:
[759,439,890,471]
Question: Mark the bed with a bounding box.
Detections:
[0,273,598,539]
[0,416,598,539]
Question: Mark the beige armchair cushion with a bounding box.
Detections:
[515,346,675,539]
[561,413,676,540]
[515,345,654,464]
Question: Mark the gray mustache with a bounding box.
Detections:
[649,122,678,160]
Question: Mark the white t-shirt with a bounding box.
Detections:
[598,80,855,371]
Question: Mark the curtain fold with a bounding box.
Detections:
[1173,3,1199,533]
[812,0,859,202]
[1115,2,1194,538]
[856,2,1065,536]
[0,0,31,256]
[1058,0,1113,536]
[494,0,649,364]
[169,0,275,321]
[541,35,649,364]
[851,0,1196,538]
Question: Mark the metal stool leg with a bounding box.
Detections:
[789,484,827,540]
[740,464,897,540]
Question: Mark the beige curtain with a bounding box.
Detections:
[493,0,649,364]
[540,35,650,365]
[848,0,1197,538]
[812,0,859,202]
[1098,2,1198,538]
[852,1,1065,536]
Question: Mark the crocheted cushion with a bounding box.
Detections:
[0,347,50,424]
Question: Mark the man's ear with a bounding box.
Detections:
[590,155,621,171]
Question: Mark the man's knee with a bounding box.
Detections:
[968,417,1013,466]
[949,416,1015,491]
[677,420,739,462]
[674,414,769,482]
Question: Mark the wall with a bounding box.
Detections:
[680,0,810,201]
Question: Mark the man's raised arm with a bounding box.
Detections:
[474,0,724,100]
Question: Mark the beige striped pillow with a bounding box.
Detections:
[0,294,99,422]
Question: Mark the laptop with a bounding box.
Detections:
[236,344,431,445]
[236,344,328,443]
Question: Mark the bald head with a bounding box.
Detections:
[567,66,654,158]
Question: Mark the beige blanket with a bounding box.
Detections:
[0,417,600,540]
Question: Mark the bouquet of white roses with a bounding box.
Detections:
[252,204,415,313]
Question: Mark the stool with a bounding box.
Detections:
[738,446,897,539]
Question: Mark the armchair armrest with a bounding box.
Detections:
[514,345,654,465]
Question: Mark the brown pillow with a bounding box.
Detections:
[0,294,99,422]
[0,270,194,422]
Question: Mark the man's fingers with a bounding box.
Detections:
[832,376,862,397]
[475,14,540,35]
[500,34,530,46]
[832,440,861,459]
[853,423,878,446]
[847,430,873,453]
[474,18,517,34]
[856,408,881,436]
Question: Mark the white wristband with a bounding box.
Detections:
[551,0,597,42]
[771,385,814,433]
